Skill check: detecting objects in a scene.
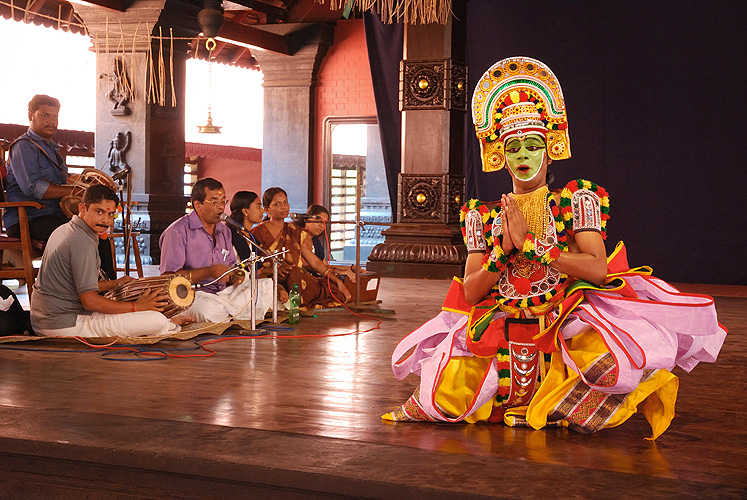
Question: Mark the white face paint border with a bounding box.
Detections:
[504,132,549,184]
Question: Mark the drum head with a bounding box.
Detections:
[60,195,81,218]
[168,276,195,308]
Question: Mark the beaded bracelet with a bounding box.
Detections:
[522,231,562,265]
[481,238,509,273]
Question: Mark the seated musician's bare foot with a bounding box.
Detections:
[171,315,195,326]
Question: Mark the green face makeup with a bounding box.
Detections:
[505,135,547,181]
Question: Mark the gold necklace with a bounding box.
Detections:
[512,185,549,238]
[510,186,549,278]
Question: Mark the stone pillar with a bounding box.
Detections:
[252,24,333,214]
[73,1,188,266]
[367,13,468,279]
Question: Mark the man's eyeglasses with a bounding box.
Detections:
[202,198,227,207]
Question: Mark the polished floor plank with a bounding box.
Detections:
[0,276,744,498]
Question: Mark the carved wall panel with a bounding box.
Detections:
[398,173,465,224]
[400,59,468,111]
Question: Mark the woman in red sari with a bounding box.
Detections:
[251,187,350,308]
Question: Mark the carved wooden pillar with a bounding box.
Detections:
[367,13,468,279]
[73,0,188,265]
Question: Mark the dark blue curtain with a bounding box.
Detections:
[462,0,745,285]
[362,0,745,284]
[363,12,403,221]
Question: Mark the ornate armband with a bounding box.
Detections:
[522,231,562,265]
[481,237,509,273]
[460,200,491,253]
[559,179,610,239]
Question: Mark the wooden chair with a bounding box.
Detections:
[0,201,45,298]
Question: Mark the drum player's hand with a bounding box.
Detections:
[133,288,170,312]
[210,264,233,283]
[228,269,245,286]
[114,276,135,287]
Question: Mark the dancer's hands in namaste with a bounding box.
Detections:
[500,193,528,255]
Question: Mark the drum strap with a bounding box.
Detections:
[10,137,66,175]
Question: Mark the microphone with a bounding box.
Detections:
[220,213,270,256]
[111,166,131,181]
[220,213,246,232]
[289,212,311,221]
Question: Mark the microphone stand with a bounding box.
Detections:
[226,218,283,323]
[113,166,133,277]
[250,251,256,330]
[123,167,133,276]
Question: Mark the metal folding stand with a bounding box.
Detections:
[230,229,288,325]
[189,245,288,332]
[273,254,279,323]
[113,166,134,277]
[249,251,257,330]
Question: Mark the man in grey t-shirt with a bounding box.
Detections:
[31,185,190,338]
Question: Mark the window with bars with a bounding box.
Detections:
[329,155,365,260]
[184,159,198,212]
[324,121,392,265]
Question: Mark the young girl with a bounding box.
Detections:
[301,204,357,283]
[228,191,264,262]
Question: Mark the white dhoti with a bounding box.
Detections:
[34,311,180,338]
[183,278,273,324]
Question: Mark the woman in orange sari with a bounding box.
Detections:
[251,187,350,308]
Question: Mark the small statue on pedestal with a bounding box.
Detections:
[107,131,131,175]
[101,58,132,116]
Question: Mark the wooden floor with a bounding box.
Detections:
[0,273,744,499]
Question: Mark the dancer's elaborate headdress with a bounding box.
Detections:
[472,56,570,172]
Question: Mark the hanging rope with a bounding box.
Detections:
[320,0,453,24]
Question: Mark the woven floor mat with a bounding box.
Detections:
[0,318,277,346]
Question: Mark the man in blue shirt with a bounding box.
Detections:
[4,94,115,279]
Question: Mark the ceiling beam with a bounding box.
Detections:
[27,0,46,15]
[66,0,130,12]
[63,4,76,31]
[230,47,248,65]
[217,19,291,55]
[223,0,285,22]
[211,39,228,58]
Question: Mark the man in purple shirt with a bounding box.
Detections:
[159,178,271,323]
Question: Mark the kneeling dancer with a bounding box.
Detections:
[383,57,726,438]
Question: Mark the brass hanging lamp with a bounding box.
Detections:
[197,38,222,134]
[197,1,223,134]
